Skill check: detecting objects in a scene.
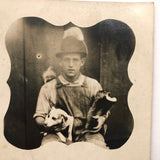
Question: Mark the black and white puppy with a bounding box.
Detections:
[83,90,117,135]
[44,107,74,143]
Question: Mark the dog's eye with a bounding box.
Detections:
[52,117,56,120]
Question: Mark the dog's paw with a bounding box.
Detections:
[57,133,67,143]
[67,136,72,142]
[66,138,72,145]
[60,136,67,143]
[92,116,106,129]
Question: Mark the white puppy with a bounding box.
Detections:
[44,107,74,143]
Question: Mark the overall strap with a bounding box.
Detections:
[81,76,88,88]
[55,77,67,89]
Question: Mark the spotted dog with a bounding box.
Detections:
[80,90,117,137]
[44,107,74,143]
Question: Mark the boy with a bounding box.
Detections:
[33,27,106,148]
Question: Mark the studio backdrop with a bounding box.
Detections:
[4,17,135,149]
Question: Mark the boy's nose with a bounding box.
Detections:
[69,60,73,67]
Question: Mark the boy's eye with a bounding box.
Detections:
[73,58,79,62]
[63,58,69,63]
[52,117,56,120]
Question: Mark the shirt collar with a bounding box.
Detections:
[58,74,85,86]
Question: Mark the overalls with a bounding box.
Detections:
[41,76,106,148]
[56,76,92,141]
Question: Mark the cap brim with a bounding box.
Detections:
[55,52,87,58]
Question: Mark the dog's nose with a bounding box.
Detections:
[43,121,47,126]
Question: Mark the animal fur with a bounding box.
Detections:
[44,107,74,143]
[42,66,56,83]
[80,90,117,136]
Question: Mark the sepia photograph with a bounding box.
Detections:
[0,1,153,160]
[4,17,135,149]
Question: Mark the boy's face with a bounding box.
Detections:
[59,53,85,79]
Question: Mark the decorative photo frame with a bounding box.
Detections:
[0,1,153,160]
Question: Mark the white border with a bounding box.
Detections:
[0,1,155,160]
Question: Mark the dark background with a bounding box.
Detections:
[4,17,135,149]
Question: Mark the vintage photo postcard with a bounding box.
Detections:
[0,1,153,160]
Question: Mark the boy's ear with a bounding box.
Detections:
[81,57,86,66]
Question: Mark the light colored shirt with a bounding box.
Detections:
[33,74,102,119]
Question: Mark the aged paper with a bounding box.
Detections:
[0,0,153,160]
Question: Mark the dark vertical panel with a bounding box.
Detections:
[23,17,63,148]
[4,19,26,149]
[98,20,135,149]
[82,26,100,81]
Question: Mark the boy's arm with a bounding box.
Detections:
[33,83,56,131]
[35,116,46,131]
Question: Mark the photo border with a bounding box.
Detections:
[0,1,153,160]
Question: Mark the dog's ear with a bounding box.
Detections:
[61,115,68,121]
[105,92,117,102]
[95,90,107,100]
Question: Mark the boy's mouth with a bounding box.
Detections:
[68,69,75,72]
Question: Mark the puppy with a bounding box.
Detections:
[44,107,74,143]
[81,90,117,136]
[42,66,56,83]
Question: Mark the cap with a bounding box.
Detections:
[56,27,88,58]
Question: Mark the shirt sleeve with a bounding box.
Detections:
[87,78,102,97]
[33,81,57,119]
[94,80,102,94]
